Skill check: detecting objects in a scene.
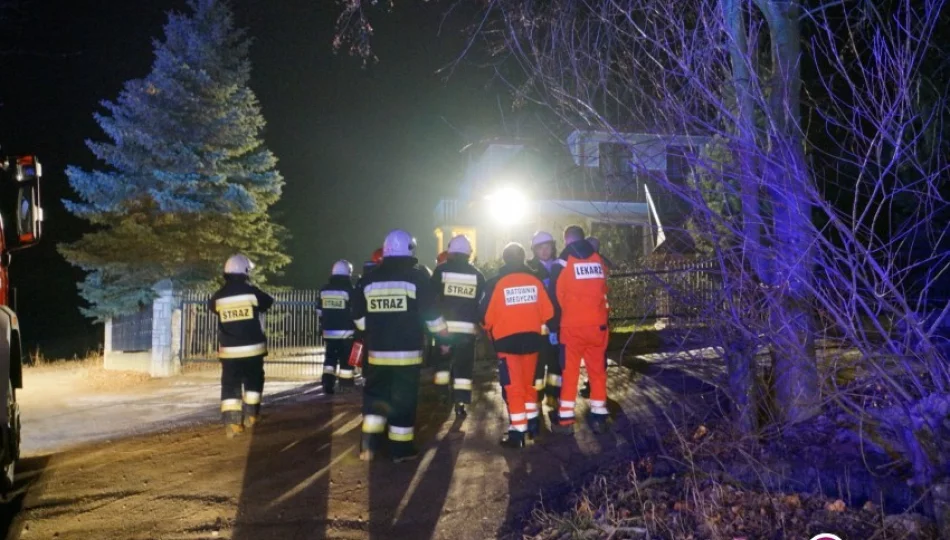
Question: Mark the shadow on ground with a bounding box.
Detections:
[1,455,51,540]
[230,374,466,539]
[231,382,351,539]
[253,352,729,539]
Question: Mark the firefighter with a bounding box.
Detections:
[431,235,485,418]
[350,248,384,380]
[424,251,451,370]
[208,254,275,438]
[319,260,357,394]
[481,242,555,447]
[527,230,563,408]
[352,229,447,462]
[549,225,611,434]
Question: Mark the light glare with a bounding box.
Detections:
[487,186,527,226]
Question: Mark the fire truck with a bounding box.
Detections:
[0,154,43,498]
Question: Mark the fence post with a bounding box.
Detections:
[150,280,181,377]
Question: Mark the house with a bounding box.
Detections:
[433,130,708,261]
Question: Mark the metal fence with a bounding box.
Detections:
[111,308,153,352]
[180,290,324,377]
[607,259,721,323]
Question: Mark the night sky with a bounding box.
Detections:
[0,0,505,357]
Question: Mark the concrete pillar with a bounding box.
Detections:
[150,279,181,377]
[104,318,113,355]
[103,318,114,369]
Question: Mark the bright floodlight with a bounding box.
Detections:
[487,186,528,226]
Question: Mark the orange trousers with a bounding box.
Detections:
[558,325,609,425]
[499,353,539,432]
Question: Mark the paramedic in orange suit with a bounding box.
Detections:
[548,225,611,434]
[480,242,555,448]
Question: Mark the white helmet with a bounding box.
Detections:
[331,259,353,276]
[383,229,416,257]
[531,231,555,248]
[447,234,472,256]
[224,254,254,275]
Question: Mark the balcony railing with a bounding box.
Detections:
[434,198,461,226]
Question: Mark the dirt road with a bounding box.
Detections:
[2,358,722,539]
[17,366,319,456]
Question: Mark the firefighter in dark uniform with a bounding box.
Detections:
[319,260,357,394]
[425,250,450,371]
[349,249,384,375]
[209,254,275,438]
[352,229,447,462]
[527,231,563,409]
[430,235,485,418]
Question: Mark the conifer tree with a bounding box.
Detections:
[60,0,289,320]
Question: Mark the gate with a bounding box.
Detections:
[180,289,325,378]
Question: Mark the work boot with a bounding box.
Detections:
[548,410,574,435]
[589,414,609,434]
[322,374,336,395]
[359,433,379,461]
[454,403,468,418]
[543,394,559,410]
[499,430,526,449]
[527,417,541,439]
[392,447,420,464]
[225,423,245,439]
[525,431,536,446]
[244,415,260,429]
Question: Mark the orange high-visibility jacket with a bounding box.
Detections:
[481,265,555,354]
[553,241,609,329]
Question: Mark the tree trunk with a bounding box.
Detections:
[723,0,767,282]
[724,331,758,433]
[756,0,820,423]
[721,0,765,432]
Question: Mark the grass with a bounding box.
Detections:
[611,323,662,334]
[26,348,104,370]
[522,419,939,539]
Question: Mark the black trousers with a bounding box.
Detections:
[361,363,421,458]
[322,338,355,393]
[533,341,562,401]
[221,356,265,425]
[433,337,476,404]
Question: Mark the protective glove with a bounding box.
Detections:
[549,332,559,346]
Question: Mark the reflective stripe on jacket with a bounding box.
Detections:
[209,275,275,359]
[351,256,446,357]
[431,257,485,339]
[319,275,356,338]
